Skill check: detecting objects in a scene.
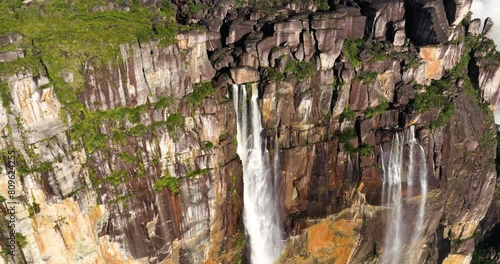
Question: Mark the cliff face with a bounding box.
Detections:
[0,0,498,264]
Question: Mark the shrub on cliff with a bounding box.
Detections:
[155,175,180,193]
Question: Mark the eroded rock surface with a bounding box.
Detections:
[0,1,498,264]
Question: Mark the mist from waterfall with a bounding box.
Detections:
[232,84,283,264]
[380,126,428,264]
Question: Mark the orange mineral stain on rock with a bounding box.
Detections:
[307,220,335,252]
[420,47,443,81]
[307,218,359,263]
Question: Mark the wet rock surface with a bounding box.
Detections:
[0,1,498,264]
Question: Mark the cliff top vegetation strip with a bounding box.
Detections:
[0,0,181,79]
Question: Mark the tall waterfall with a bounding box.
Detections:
[232,84,283,264]
[380,126,428,264]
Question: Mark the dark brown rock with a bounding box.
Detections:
[405,0,450,45]
[229,66,260,84]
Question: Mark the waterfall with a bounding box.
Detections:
[380,126,428,264]
[380,133,404,264]
[410,137,428,261]
[232,84,283,264]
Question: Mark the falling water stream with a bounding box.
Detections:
[232,84,283,264]
[380,126,428,264]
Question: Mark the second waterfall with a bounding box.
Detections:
[232,84,283,264]
[380,126,428,264]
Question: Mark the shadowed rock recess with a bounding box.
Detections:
[0,0,499,263]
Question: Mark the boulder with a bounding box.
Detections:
[0,50,24,62]
[443,0,472,26]
[367,0,405,41]
[467,19,482,37]
[0,33,23,45]
[226,20,256,45]
[230,66,260,84]
[405,0,450,45]
[483,17,494,35]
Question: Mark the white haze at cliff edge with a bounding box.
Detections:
[471,0,500,124]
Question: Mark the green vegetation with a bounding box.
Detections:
[287,211,307,219]
[358,144,373,156]
[27,202,40,217]
[345,143,372,156]
[186,81,215,108]
[342,39,362,68]
[471,247,497,264]
[315,0,330,10]
[337,127,357,143]
[473,38,500,64]
[117,152,136,164]
[430,103,455,129]
[166,113,185,133]
[333,229,347,237]
[69,102,157,153]
[235,233,246,247]
[201,141,214,151]
[129,124,148,137]
[364,100,388,118]
[355,71,378,84]
[0,0,184,78]
[184,168,212,178]
[340,107,355,121]
[154,174,180,193]
[187,1,206,14]
[412,80,449,113]
[15,233,27,248]
[452,55,494,124]
[105,170,128,187]
[364,40,390,62]
[410,79,456,128]
[32,162,53,174]
[266,67,284,82]
[154,96,171,109]
[284,60,316,80]
[0,82,10,108]
[479,130,496,151]
[154,167,211,193]
[0,1,193,155]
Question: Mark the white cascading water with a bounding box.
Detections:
[409,127,428,262]
[232,84,283,264]
[380,133,404,264]
[380,126,428,264]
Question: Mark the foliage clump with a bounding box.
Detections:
[184,168,212,178]
[355,71,378,84]
[342,39,362,68]
[105,170,128,187]
[265,67,284,82]
[284,60,316,80]
[340,107,355,121]
[166,113,185,133]
[337,127,357,143]
[364,100,389,118]
[155,171,180,193]
[186,81,215,108]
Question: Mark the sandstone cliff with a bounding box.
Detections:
[0,0,498,263]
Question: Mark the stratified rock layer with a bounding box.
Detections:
[0,1,498,264]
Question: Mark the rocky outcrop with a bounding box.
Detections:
[476,62,500,107]
[230,66,260,84]
[0,0,498,264]
[444,0,472,26]
[365,0,405,44]
[7,72,66,143]
[0,50,24,62]
[405,0,450,45]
